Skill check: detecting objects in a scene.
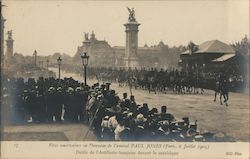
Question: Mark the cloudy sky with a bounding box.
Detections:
[2,0,249,56]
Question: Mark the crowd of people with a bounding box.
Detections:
[2,77,88,123]
[2,76,234,141]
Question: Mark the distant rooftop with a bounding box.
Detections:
[182,40,235,55]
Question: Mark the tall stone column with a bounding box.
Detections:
[6,30,14,64]
[124,7,140,68]
[1,15,6,67]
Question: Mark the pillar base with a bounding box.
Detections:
[124,56,139,68]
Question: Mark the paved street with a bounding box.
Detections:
[3,123,96,141]
[112,84,250,141]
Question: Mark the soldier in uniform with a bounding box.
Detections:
[54,87,64,122]
[75,87,85,122]
[37,87,46,122]
[64,87,75,122]
[46,87,56,122]
[27,89,38,122]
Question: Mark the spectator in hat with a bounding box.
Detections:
[120,92,131,109]
[100,116,114,141]
[114,120,125,141]
[160,106,175,122]
[120,118,133,141]
[108,114,118,131]
[130,95,137,113]
[139,103,149,117]
[134,114,147,141]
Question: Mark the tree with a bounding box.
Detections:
[231,35,249,56]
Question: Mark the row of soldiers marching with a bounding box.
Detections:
[84,67,206,94]
[72,66,242,94]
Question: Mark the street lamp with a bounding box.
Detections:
[81,52,89,85]
[57,56,62,80]
[33,50,37,66]
[46,59,49,69]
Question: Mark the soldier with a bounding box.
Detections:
[46,87,56,122]
[37,88,46,122]
[54,87,64,122]
[75,87,85,122]
[26,89,38,122]
[63,87,75,122]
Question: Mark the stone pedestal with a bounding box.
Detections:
[124,21,140,68]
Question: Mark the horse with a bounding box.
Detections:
[214,80,229,106]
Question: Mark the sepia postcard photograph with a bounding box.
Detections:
[0,0,249,158]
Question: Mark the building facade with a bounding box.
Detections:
[73,32,179,68]
[180,40,236,72]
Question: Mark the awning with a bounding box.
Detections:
[212,54,235,62]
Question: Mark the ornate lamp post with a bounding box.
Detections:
[81,52,89,85]
[57,56,62,80]
[33,50,37,66]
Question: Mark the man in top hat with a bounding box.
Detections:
[120,92,131,109]
[159,106,175,122]
[105,82,111,91]
[130,95,137,113]
[120,118,133,141]
[138,103,149,117]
